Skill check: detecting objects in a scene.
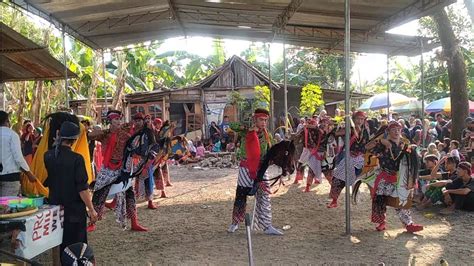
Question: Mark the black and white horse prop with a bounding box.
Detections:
[248,140,296,195]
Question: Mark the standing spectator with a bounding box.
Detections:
[410,119,423,144]
[398,119,410,140]
[435,114,448,141]
[210,121,221,144]
[44,121,98,255]
[296,118,305,133]
[0,111,36,196]
[441,120,451,140]
[391,112,399,121]
[32,127,43,155]
[220,116,230,142]
[427,121,438,144]
[409,115,416,128]
[20,122,35,166]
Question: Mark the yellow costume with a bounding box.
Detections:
[21,122,93,196]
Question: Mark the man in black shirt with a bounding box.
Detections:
[44,121,97,254]
[441,162,474,214]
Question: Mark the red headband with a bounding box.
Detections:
[254,113,269,119]
[107,113,121,120]
[387,121,402,130]
[353,111,367,118]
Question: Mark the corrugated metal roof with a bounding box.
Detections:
[10,0,454,56]
[0,22,77,82]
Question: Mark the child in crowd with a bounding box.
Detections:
[427,143,441,159]
[449,140,461,161]
[438,143,447,158]
[196,141,206,159]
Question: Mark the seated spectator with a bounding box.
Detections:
[418,156,459,209]
[196,141,205,159]
[416,155,438,204]
[212,140,221,153]
[220,137,227,152]
[449,140,461,161]
[441,162,474,214]
[427,143,440,159]
[438,143,447,158]
[187,140,197,158]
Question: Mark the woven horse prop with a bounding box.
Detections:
[352,143,419,209]
[108,125,158,197]
[248,140,296,196]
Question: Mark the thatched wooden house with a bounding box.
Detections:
[70,55,369,135]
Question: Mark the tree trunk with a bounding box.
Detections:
[16,81,28,130]
[31,81,43,125]
[44,83,52,117]
[86,52,98,121]
[111,52,128,111]
[432,10,468,141]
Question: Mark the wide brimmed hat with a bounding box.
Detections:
[59,121,80,140]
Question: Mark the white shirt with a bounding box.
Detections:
[0,126,30,175]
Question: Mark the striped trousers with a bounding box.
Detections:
[231,167,272,231]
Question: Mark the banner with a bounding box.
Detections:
[15,205,64,259]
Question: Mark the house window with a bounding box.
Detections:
[130,105,145,119]
[148,104,163,119]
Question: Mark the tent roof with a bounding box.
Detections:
[0,22,77,82]
[11,0,454,56]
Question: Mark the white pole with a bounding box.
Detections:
[283,43,288,136]
[386,55,390,118]
[420,39,426,147]
[344,0,351,235]
[268,43,275,132]
[62,26,69,108]
[102,50,108,113]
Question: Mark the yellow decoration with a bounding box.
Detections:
[21,122,93,197]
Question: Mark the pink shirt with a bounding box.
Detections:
[196,146,205,158]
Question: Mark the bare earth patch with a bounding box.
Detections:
[88,165,474,265]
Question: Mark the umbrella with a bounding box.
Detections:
[358,92,411,111]
[391,99,422,113]
[425,97,474,113]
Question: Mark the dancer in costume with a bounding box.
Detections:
[293,118,327,192]
[151,119,173,198]
[365,121,423,232]
[139,117,172,208]
[320,118,338,184]
[88,110,148,232]
[327,111,369,208]
[227,108,283,235]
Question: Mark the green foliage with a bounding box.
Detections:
[300,83,324,116]
[254,85,270,110]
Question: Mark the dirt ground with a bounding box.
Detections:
[85,164,474,265]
